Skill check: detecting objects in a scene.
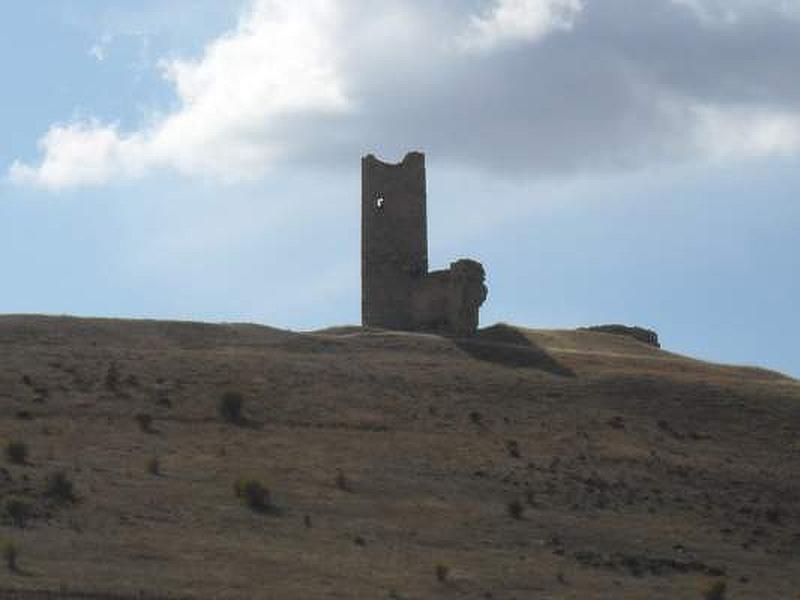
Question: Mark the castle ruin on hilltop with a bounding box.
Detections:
[361,152,487,336]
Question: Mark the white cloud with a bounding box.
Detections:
[459,0,584,50]
[9,0,800,190]
[693,104,800,160]
[89,44,106,62]
[672,0,800,24]
[12,0,348,190]
[9,121,148,188]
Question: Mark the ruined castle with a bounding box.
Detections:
[361,152,487,336]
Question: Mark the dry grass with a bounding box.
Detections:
[0,315,797,599]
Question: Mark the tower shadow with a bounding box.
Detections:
[453,324,574,376]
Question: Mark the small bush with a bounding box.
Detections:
[105,361,120,391]
[234,478,270,512]
[703,581,727,600]
[146,457,160,476]
[508,499,524,520]
[506,439,521,459]
[335,470,351,492]
[2,540,17,572]
[5,499,31,528]
[218,392,244,424]
[45,471,75,503]
[435,564,449,582]
[6,441,28,465]
[135,413,154,433]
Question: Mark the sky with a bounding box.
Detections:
[1,0,798,377]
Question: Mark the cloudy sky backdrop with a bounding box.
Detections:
[1,0,798,375]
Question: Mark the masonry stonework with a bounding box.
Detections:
[361,152,487,336]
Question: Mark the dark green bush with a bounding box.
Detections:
[45,471,75,503]
[435,564,449,582]
[508,499,524,520]
[135,413,154,433]
[2,540,17,572]
[105,361,120,390]
[234,478,270,512]
[218,392,244,423]
[335,470,351,492]
[703,581,727,600]
[5,441,28,465]
[146,457,160,476]
[5,499,31,528]
[506,439,521,458]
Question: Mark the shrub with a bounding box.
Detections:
[506,439,521,459]
[135,413,154,433]
[2,540,17,572]
[45,471,75,503]
[335,470,351,492]
[435,564,449,582]
[146,457,160,476]
[218,392,244,424]
[234,478,270,512]
[508,499,524,520]
[5,499,31,528]
[105,362,120,391]
[703,581,727,600]
[6,441,28,465]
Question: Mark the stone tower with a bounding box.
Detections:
[361,152,428,330]
[361,151,487,335]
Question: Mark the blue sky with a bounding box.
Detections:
[1,1,798,377]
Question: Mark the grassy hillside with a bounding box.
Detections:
[1,315,798,599]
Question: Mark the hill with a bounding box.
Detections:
[1,315,798,599]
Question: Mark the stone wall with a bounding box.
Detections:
[361,152,487,336]
[583,324,660,348]
[361,152,428,330]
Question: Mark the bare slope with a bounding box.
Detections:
[0,315,798,599]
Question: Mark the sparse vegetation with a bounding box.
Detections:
[146,457,160,476]
[135,413,154,433]
[335,470,351,492]
[508,499,524,520]
[0,316,797,597]
[2,539,18,572]
[218,391,244,424]
[703,580,727,600]
[234,478,270,512]
[105,361,120,391]
[6,441,28,465]
[506,439,520,458]
[45,471,75,503]
[5,499,31,528]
